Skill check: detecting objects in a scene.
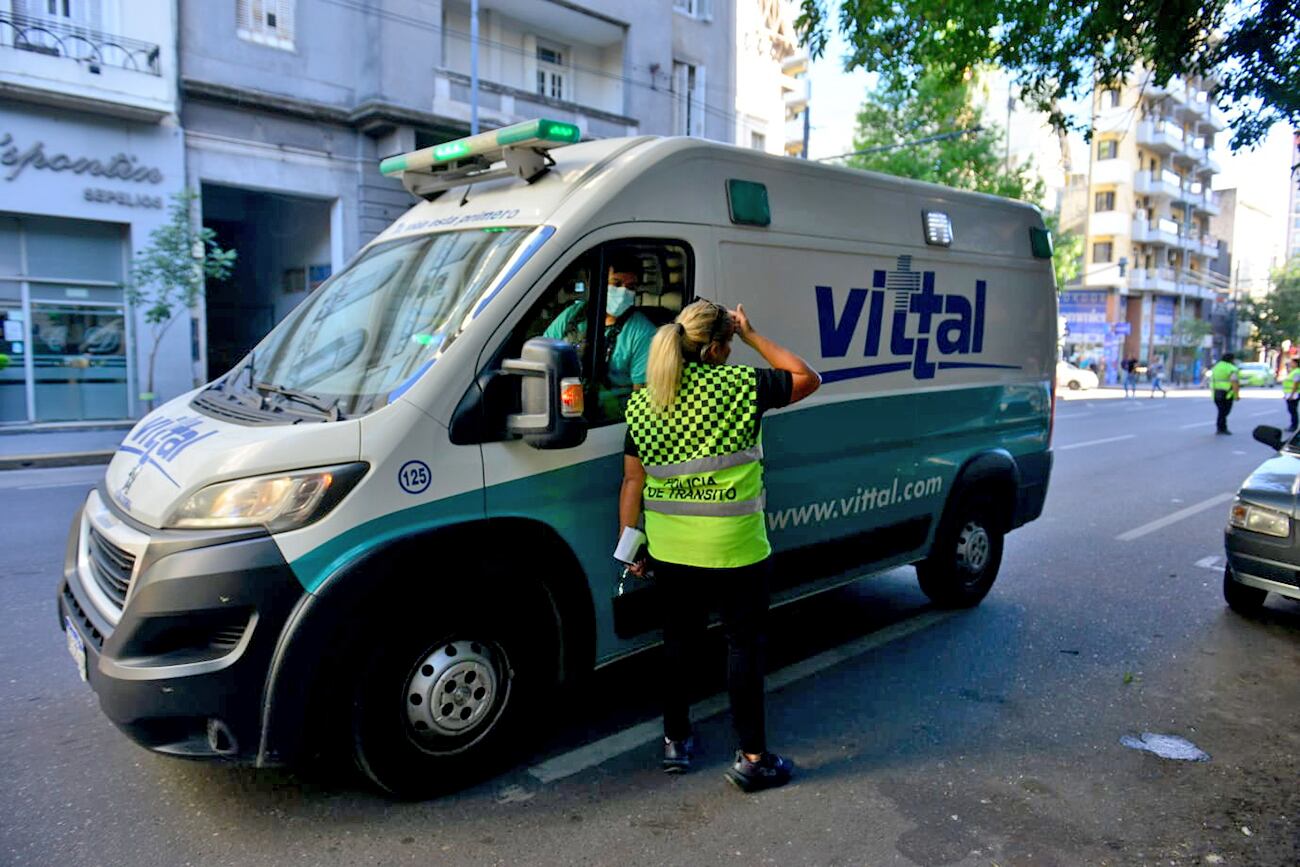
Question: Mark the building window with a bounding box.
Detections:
[237,0,295,51]
[1093,241,1114,263]
[750,131,766,151]
[1098,140,1118,160]
[1104,89,1121,108]
[534,40,569,101]
[673,61,705,137]
[673,0,712,19]
[1095,191,1116,212]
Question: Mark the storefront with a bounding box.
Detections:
[0,103,186,425]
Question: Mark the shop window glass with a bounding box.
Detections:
[23,216,124,283]
[31,305,128,421]
[0,304,27,422]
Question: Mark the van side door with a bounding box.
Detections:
[480,226,701,658]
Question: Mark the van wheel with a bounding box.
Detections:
[350,588,557,798]
[1223,567,1267,614]
[917,491,1004,608]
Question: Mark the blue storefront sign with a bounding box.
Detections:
[1153,296,1175,343]
[1060,291,1108,342]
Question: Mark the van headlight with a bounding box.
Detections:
[1228,498,1291,538]
[168,463,368,531]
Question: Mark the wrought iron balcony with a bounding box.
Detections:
[0,12,160,76]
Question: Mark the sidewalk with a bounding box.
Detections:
[0,424,130,470]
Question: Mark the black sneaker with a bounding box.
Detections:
[662,736,694,774]
[724,751,793,792]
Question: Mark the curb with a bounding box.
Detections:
[0,451,115,471]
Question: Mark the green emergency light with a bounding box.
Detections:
[380,119,582,176]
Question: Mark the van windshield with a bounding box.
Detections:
[204,227,537,420]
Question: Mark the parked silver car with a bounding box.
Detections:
[1223,425,1300,612]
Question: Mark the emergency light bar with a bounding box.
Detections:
[379,118,582,199]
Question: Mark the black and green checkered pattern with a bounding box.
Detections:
[626,363,759,467]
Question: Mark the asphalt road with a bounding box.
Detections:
[2,388,1298,867]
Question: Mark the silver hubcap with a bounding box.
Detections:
[955,522,990,573]
[404,640,500,737]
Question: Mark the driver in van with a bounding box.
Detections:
[544,254,657,416]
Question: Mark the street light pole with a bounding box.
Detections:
[470,0,480,135]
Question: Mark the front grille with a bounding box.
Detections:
[209,623,247,651]
[87,526,136,609]
[63,586,105,649]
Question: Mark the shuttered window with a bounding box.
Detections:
[236,0,295,51]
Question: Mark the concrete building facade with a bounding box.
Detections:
[179,0,738,381]
[0,0,188,425]
[1287,130,1300,265]
[1061,71,1229,383]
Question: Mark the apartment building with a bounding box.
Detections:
[732,0,806,156]
[180,0,736,380]
[0,0,187,424]
[1061,71,1229,382]
[1287,130,1300,265]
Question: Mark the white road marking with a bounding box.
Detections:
[1248,409,1281,418]
[526,610,955,785]
[1054,412,1093,419]
[1116,492,1236,542]
[1195,555,1226,571]
[1056,434,1136,451]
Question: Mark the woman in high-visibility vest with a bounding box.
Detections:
[619,299,820,792]
[1284,358,1299,431]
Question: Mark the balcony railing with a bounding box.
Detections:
[1135,169,1183,198]
[0,12,160,76]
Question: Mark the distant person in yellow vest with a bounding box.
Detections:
[1209,353,1241,435]
[1284,358,1299,431]
[619,299,820,792]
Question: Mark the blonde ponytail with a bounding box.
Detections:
[646,299,731,413]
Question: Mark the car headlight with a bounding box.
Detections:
[168,463,368,531]
[1228,498,1291,538]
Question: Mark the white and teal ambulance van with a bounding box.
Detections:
[59,119,1056,796]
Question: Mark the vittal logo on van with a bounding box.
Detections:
[117,415,216,492]
[815,256,1020,383]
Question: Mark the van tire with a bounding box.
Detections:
[349,586,558,799]
[917,490,1004,608]
[1222,567,1267,614]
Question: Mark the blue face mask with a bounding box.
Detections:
[606,284,635,318]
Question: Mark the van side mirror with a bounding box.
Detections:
[1252,425,1284,451]
[502,338,587,450]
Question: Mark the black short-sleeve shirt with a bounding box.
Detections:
[623,368,793,458]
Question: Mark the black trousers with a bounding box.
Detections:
[1214,391,1234,432]
[656,557,770,755]
[1288,398,1298,430]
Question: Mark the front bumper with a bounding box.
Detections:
[1224,526,1300,602]
[58,488,305,760]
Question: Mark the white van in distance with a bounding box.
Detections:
[59,119,1056,797]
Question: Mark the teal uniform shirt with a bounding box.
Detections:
[543,302,657,388]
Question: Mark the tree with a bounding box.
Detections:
[127,191,236,409]
[1242,262,1300,351]
[847,69,1088,287]
[1045,212,1083,291]
[1170,315,1212,383]
[796,0,1300,150]
[846,68,1045,201]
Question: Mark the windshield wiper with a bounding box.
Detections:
[252,381,344,421]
